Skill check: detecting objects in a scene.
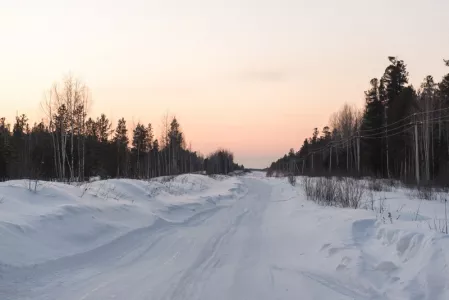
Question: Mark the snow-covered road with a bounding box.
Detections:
[0,177,344,299]
[1,174,449,299]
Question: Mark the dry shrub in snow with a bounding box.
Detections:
[301,176,364,208]
[367,178,383,192]
[302,177,314,199]
[287,174,296,186]
[417,186,436,201]
[302,177,338,206]
[317,177,339,206]
[366,178,392,192]
[339,178,364,209]
[407,183,440,201]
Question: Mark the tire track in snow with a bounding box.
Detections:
[270,265,376,300]
[166,208,250,300]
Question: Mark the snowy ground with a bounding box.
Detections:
[0,173,448,299]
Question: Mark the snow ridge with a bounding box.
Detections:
[0,175,246,267]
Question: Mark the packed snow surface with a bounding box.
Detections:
[0,173,448,299]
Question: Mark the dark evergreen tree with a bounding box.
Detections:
[113,118,129,177]
[167,117,184,174]
[440,60,449,104]
[0,118,12,180]
[383,56,409,107]
[96,114,112,143]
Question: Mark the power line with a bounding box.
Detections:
[361,126,413,139]
[359,115,413,133]
[360,121,413,138]
[272,105,449,175]
[359,106,449,134]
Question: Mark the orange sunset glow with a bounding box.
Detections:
[1,0,449,167]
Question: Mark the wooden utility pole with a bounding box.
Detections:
[346,139,349,171]
[311,153,314,173]
[357,133,360,174]
[329,145,332,173]
[404,153,407,180]
[357,132,360,174]
[302,160,305,174]
[385,104,390,178]
[414,119,420,185]
[335,144,339,167]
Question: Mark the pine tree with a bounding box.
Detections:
[132,123,149,178]
[0,118,12,180]
[383,56,409,106]
[152,139,160,177]
[361,78,385,176]
[312,128,319,144]
[11,114,29,178]
[389,86,417,179]
[96,114,112,143]
[113,118,129,177]
[321,126,331,141]
[146,123,154,178]
[440,60,449,104]
[168,117,184,174]
[85,118,97,138]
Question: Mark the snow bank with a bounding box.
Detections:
[266,175,449,299]
[0,175,246,267]
[373,224,449,299]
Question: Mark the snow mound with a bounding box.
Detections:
[268,175,449,299]
[0,175,246,267]
[373,225,449,299]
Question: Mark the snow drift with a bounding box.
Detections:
[0,174,246,267]
[268,174,449,299]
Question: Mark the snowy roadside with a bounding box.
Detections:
[263,174,449,299]
[0,174,247,267]
[1,172,448,299]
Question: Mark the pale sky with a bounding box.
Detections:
[1,0,449,168]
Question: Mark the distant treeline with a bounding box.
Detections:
[269,57,449,185]
[0,77,243,181]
